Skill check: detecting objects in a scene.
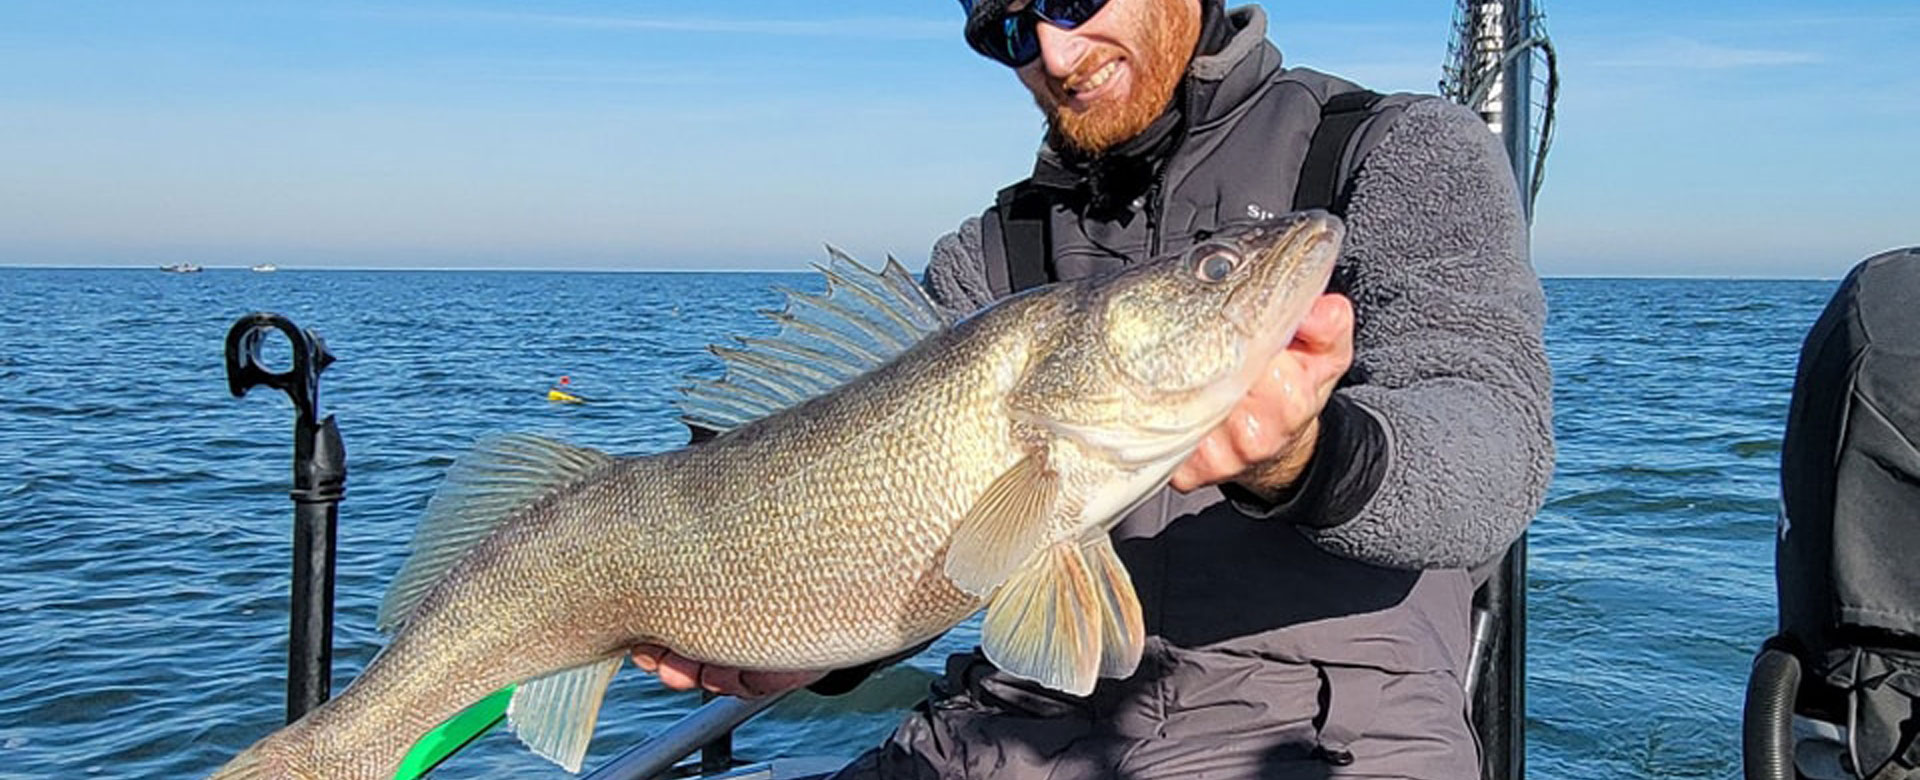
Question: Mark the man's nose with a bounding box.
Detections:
[1033,21,1089,79]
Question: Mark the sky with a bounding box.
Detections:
[0,0,1914,277]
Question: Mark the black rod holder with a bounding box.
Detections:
[224,312,347,724]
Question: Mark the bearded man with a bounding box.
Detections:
[635,0,1553,776]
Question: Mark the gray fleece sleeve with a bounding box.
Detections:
[923,216,998,316]
[1297,98,1554,570]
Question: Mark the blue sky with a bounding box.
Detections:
[0,1,1913,277]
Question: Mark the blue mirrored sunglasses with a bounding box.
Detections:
[958,0,1112,67]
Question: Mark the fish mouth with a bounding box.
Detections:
[1224,211,1344,339]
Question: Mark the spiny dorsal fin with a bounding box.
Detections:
[509,655,624,773]
[376,434,614,632]
[676,248,951,433]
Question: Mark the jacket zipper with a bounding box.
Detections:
[1146,80,1200,257]
[1145,178,1164,256]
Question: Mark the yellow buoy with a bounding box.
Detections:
[547,375,586,404]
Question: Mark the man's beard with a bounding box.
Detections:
[1041,1,1199,156]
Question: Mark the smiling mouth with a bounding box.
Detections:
[1065,59,1122,98]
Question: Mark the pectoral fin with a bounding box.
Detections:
[979,542,1101,696]
[1082,534,1145,679]
[507,655,624,773]
[944,451,1060,596]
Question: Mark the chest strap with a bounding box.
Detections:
[995,184,1053,294]
[1292,89,1383,213]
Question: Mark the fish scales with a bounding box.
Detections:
[624,309,1041,666]
[209,212,1342,778]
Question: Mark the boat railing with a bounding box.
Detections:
[582,693,790,779]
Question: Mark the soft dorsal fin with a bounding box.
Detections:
[376,434,614,632]
[677,248,951,433]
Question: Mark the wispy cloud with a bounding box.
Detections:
[1593,36,1821,69]
[401,9,953,40]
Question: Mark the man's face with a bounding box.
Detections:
[1014,0,1202,156]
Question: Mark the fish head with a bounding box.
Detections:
[1015,211,1342,469]
[1096,210,1342,399]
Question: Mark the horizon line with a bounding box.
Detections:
[0,263,1845,282]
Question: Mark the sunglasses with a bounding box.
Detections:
[959,0,1113,68]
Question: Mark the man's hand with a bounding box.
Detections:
[630,644,824,699]
[1169,293,1355,499]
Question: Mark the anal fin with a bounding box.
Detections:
[507,655,624,773]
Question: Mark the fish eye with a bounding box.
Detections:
[1191,245,1241,283]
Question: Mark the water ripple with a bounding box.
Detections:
[0,270,1840,777]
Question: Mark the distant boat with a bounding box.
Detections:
[250,263,278,273]
[159,263,203,274]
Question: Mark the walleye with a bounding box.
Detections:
[211,211,1343,778]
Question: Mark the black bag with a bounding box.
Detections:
[1747,246,1920,780]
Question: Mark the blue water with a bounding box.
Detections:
[0,268,1835,778]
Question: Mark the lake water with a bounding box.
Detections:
[0,267,1838,778]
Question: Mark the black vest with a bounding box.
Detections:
[978,67,1414,300]
[965,30,1470,680]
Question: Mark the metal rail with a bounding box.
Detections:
[582,694,791,780]
[1444,3,1554,779]
[1444,0,1560,217]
